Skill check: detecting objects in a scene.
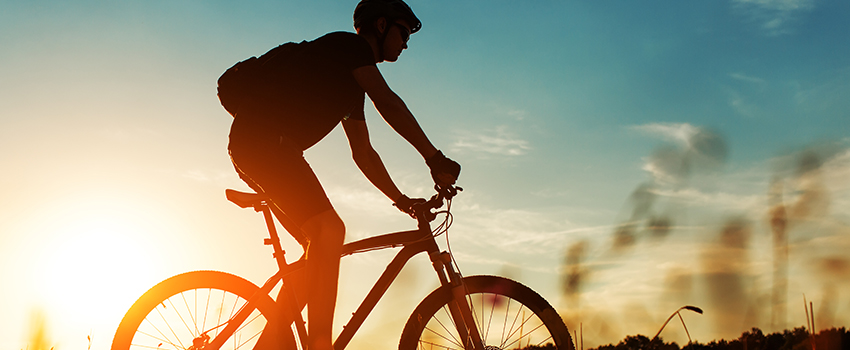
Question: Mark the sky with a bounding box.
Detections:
[1,0,849,349]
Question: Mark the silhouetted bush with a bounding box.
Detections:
[588,327,848,350]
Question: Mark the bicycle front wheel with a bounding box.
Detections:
[111,270,292,350]
[400,275,573,350]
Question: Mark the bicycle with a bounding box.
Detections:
[111,184,574,350]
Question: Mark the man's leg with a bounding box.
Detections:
[230,130,343,349]
[301,209,346,350]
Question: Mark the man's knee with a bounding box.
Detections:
[303,209,345,244]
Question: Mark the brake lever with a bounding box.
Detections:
[413,194,443,223]
[414,184,462,223]
[435,184,462,199]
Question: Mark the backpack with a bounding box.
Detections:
[217,41,304,117]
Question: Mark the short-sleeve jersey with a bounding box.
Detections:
[239,32,376,150]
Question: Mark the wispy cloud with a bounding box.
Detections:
[328,186,398,218]
[640,149,689,184]
[728,89,761,118]
[725,73,766,118]
[451,125,532,157]
[793,67,850,113]
[825,148,850,191]
[630,123,699,147]
[653,187,764,214]
[732,0,815,35]
[448,203,609,259]
[506,109,528,120]
[729,72,766,85]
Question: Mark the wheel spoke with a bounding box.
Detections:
[503,310,535,347]
[418,339,462,350]
[180,291,200,336]
[404,276,569,350]
[129,342,171,350]
[158,301,187,350]
[113,272,286,350]
[465,292,484,340]
[434,305,463,346]
[502,322,546,349]
[142,313,173,348]
[502,312,545,349]
[234,311,263,335]
[503,302,524,348]
[229,293,240,323]
[424,314,463,348]
[216,289,226,340]
[169,297,195,340]
[486,293,497,342]
[501,298,512,346]
[234,323,264,350]
[202,288,211,335]
[535,335,555,347]
[134,328,180,350]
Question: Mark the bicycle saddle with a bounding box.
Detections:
[225,189,268,208]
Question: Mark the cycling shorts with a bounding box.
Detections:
[228,118,334,226]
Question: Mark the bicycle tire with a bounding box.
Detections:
[111,270,295,350]
[399,275,574,350]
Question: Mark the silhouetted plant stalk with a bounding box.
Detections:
[25,309,54,350]
[651,305,704,344]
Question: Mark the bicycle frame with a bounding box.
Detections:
[221,189,485,350]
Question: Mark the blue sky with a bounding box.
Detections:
[1,1,849,349]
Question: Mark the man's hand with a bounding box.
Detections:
[426,151,460,186]
[394,194,426,217]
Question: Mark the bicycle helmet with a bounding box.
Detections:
[353,0,421,34]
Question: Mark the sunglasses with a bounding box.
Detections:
[393,22,410,43]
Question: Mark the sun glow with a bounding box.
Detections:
[24,195,170,347]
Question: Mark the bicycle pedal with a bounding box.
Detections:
[264,238,273,245]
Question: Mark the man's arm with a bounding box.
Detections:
[352,65,438,160]
[342,117,404,202]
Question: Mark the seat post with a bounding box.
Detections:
[258,203,289,270]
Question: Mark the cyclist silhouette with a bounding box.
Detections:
[221,1,460,349]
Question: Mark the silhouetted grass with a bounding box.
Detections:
[25,309,54,350]
[590,327,849,350]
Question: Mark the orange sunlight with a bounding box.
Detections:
[24,194,171,347]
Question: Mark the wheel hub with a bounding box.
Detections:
[188,334,210,350]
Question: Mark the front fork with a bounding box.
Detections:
[430,251,486,350]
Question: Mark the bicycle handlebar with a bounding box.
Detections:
[413,184,462,222]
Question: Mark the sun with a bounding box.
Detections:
[28,196,170,344]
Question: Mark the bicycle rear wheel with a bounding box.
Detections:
[400,275,573,350]
[111,270,294,350]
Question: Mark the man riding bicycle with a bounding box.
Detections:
[219,1,460,349]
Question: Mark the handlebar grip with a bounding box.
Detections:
[435,184,461,200]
